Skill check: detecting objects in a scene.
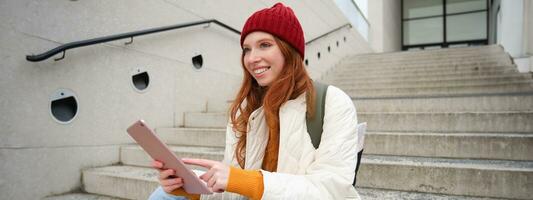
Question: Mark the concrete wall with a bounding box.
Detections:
[499,0,525,58]
[525,0,533,56]
[522,0,533,72]
[334,0,370,41]
[381,0,402,52]
[490,0,532,72]
[368,0,401,52]
[0,0,372,199]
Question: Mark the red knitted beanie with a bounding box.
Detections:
[240,3,305,58]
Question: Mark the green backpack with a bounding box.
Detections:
[305,81,362,187]
[305,81,329,149]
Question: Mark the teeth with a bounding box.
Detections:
[254,67,269,74]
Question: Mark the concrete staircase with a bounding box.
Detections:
[325,45,533,199]
[48,45,533,199]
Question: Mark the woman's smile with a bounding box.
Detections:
[252,66,271,78]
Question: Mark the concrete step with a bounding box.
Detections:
[331,67,518,80]
[341,55,507,66]
[345,82,533,97]
[333,64,512,77]
[334,55,504,71]
[64,190,447,200]
[156,127,226,147]
[82,166,159,200]
[348,45,504,62]
[335,64,515,77]
[327,68,521,83]
[153,127,533,161]
[357,187,503,200]
[354,93,533,112]
[331,73,531,87]
[359,111,533,133]
[334,65,512,78]
[120,145,224,169]
[83,155,533,200]
[185,111,533,133]
[343,55,511,68]
[364,132,533,161]
[358,155,533,199]
[42,193,125,200]
[342,79,533,91]
[82,166,212,200]
[339,76,532,89]
[154,127,533,161]
[351,45,502,57]
[344,49,508,62]
[184,112,227,128]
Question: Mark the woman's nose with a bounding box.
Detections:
[247,49,262,63]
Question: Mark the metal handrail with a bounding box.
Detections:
[26,19,240,62]
[305,23,352,45]
[26,19,351,62]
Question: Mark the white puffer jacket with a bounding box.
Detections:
[202,85,360,200]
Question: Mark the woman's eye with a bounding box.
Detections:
[260,43,272,48]
[242,48,251,54]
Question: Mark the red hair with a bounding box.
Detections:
[229,36,315,172]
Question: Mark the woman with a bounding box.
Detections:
[150,3,359,200]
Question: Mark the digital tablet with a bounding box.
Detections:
[126,120,212,194]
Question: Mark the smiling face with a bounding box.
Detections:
[242,31,286,87]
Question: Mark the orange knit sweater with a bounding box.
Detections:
[170,166,264,199]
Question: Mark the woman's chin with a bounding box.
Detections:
[257,82,268,87]
[255,79,270,87]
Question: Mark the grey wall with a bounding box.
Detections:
[368,0,401,52]
[498,0,525,57]
[526,0,533,56]
[382,0,402,52]
[0,0,372,199]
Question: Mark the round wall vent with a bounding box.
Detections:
[192,54,203,69]
[50,89,78,124]
[131,68,150,92]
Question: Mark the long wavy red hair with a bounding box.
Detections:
[229,35,315,172]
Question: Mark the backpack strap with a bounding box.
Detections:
[306,81,329,149]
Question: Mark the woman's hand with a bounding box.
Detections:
[183,158,230,193]
[151,160,184,193]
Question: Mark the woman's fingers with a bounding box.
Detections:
[199,168,215,183]
[182,158,217,169]
[159,169,175,180]
[192,160,229,193]
[207,175,216,188]
[163,182,183,193]
[160,177,183,187]
[152,160,185,193]
[211,177,226,193]
[156,158,229,192]
[152,160,164,169]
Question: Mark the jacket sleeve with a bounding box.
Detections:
[260,86,360,200]
[222,123,238,166]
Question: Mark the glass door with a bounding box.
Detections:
[402,0,488,50]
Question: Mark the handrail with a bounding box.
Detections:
[305,23,352,45]
[27,20,351,62]
[26,19,240,62]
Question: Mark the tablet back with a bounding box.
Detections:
[126,120,212,194]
